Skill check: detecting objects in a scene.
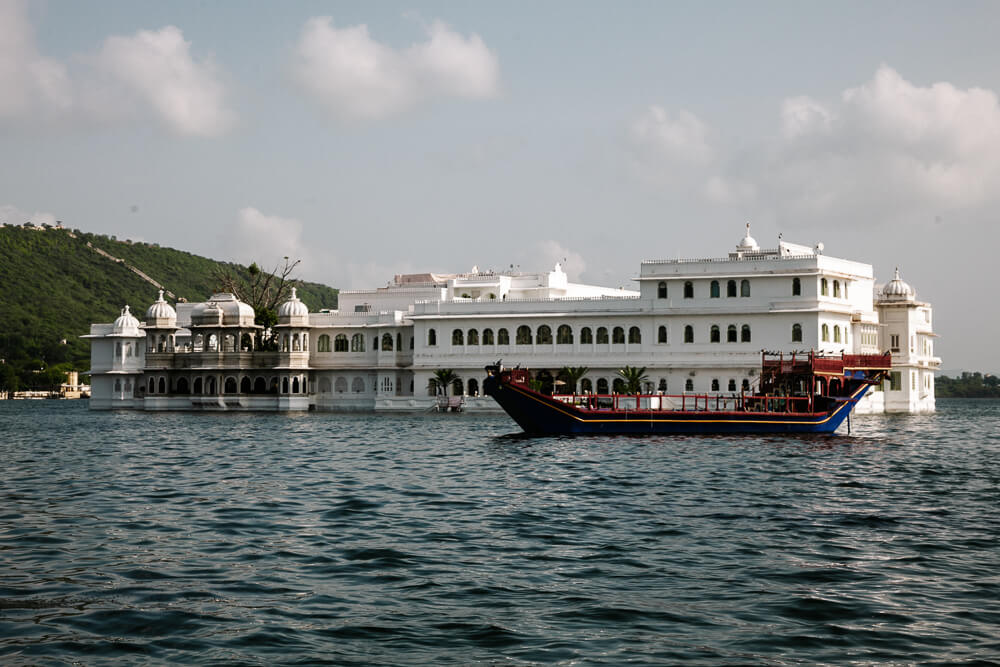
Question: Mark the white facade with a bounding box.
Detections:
[86,230,939,413]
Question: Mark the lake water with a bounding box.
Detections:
[1,399,998,665]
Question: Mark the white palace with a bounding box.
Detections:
[86,227,940,414]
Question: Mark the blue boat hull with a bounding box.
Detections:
[483,374,869,436]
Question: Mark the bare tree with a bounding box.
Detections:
[214,258,301,349]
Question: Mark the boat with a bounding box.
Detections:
[482,351,892,435]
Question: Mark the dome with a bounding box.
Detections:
[882,268,915,300]
[144,290,176,326]
[737,222,759,251]
[190,294,256,327]
[278,287,309,319]
[112,305,141,336]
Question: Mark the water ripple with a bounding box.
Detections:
[1,400,999,665]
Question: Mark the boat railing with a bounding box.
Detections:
[551,391,816,414]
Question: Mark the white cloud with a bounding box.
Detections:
[522,240,587,282]
[290,16,500,121]
[633,65,1000,226]
[0,203,57,227]
[94,26,235,136]
[629,106,713,166]
[0,1,233,136]
[226,207,308,266]
[0,0,71,119]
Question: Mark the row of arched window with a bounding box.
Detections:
[144,374,308,395]
[440,325,645,346]
[821,323,848,343]
[318,376,369,394]
[684,324,753,343]
[658,279,752,299]
[314,332,412,353]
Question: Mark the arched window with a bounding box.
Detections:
[207,377,216,395]
[467,378,479,396]
[684,281,694,299]
[428,329,437,346]
[156,377,165,394]
[317,334,331,352]
[821,278,829,296]
[516,326,532,345]
[497,328,510,345]
[147,377,155,393]
[628,326,641,344]
[319,377,332,394]
[176,377,190,394]
[193,378,202,394]
[657,281,667,299]
[382,333,393,351]
[613,378,626,393]
[335,377,348,393]
[711,378,720,392]
[334,334,348,351]
[253,377,266,393]
[710,325,720,343]
[557,325,573,344]
[208,334,218,352]
[351,377,365,393]
[727,280,737,297]
[727,324,737,343]
[710,281,720,298]
[537,325,552,344]
[351,333,365,352]
[597,378,609,394]
[833,326,841,343]
[467,329,479,345]
[581,378,593,393]
[658,325,667,343]
[741,279,750,297]
[580,327,593,344]
[741,324,751,342]
[282,377,289,394]
[684,325,694,343]
[728,378,737,392]
[833,280,841,298]
[452,378,463,396]
[822,323,830,342]
[612,327,625,344]
[658,378,667,392]
[685,379,694,392]
[116,341,123,357]
[596,327,609,344]
[240,377,251,393]
[482,328,494,345]
[452,329,464,346]
[292,377,301,393]
[397,333,402,350]
[742,378,750,391]
[792,323,802,342]
[115,379,122,392]
[792,277,801,296]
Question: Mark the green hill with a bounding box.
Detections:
[0,224,338,391]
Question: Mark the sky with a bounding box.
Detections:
[2,0,998,372]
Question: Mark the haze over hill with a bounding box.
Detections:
[0,224,338,390]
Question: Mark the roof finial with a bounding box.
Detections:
[157,289,164,301]
[291,286,297,299]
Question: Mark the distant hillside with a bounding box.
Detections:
[0,224,338,390]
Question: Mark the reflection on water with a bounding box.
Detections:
[1,399,998,665]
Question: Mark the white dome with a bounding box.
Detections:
[278,287,309,319]
[145,290,176,324]
[737,222,759,251]
[882,268,915,299]
[112,305,141,336]
[191,293,256,326]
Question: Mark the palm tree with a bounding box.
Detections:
[428,369,461,396]
[617,365,648,395]
[558,366,590,394]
